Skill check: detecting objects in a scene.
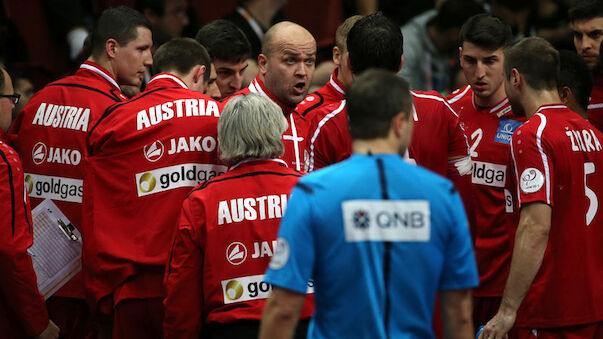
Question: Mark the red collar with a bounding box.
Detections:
[328,68,346,96]
[248,76,296,114]
[78,61,121,90]
[146,73,189,90]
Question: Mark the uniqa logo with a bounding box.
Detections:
[24,174,34,194]
[353,209,370,229]
[32,142,47,165]
[144,140,164,162]
[225,280,243,301]
[138,172,156,193]
[226,242,247,265]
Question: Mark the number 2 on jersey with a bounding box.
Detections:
[584,162,598,226]
[470,128,483,158]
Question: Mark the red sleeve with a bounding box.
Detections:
[304,102,351,171]
[510,116,553,206]
[164,197,205,339]
[0,149,49,337]
[444,101,470,162]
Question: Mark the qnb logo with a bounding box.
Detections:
[32,142,47,165]
[138,172,157,193]
[144,140,164,162]
[224,280,244,301]
[135,163,227,197]
[353,209,370,229]
[221,274,314,305]
[226,242,248,265]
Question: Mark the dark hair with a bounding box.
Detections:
[347,13,403,75]
[430,0,484,31]
[135,0,166,17]
[152,38,211,81]
[195,20,251,63]
[90,6,152,59]
[347,69,413,139]
[504,37,559,90]
[558,50,593,112]
[460,13,512,50]
[569,0,603,24]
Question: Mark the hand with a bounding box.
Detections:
[478,310,515,339]
[36,320,60,339]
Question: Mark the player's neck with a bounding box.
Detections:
[474,84,506,108]
[87,56,116,80]
[353,138,398,155]
[522,89,562,119]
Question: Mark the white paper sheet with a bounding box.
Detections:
[28,199,82,300]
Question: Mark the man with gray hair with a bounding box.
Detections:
[164,93,314,339]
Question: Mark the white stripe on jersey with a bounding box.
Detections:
[446,85,471,104]
[308,100,346,172]
[510,133,522,206]
[490,98,509,114]
[535,113,551,204]
[588,103,603,110]
[329,75,345,95]
[80,63,120,90]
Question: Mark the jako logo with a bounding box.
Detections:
[224,280,244,301]
[138,173,157,193]
[226,242,247,265]
[144,141,164,162]
[353,209,370,229]
[32,142,47,165]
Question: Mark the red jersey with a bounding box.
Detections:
[587,72,603,132]
[228,77,308,172]
[510,104,603,328]
[164,159,314,339]
[8,61,127,298]
[304,90,470,177]
[83,74,226,308]
[447,85,525,297]
[296,69,346,120]
[0,132,49,338]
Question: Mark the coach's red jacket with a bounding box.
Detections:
[8,61,127,298]
[83,74,226,310]
[164,159,314,339]
[0,131,49,338]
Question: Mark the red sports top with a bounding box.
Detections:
[227,76,308,172]
[447,85,525,297]
[84,74,226,309]
[8,61,127,298]
[296,69,346,120]
[587,72,603,132]
[164,159,314,339]
[305,90,470,177]
[510,104,603,328]
[0,131,49,338]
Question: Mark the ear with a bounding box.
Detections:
[559,86,571,104]
[193,65,207,84]
[332,46,341,66]
[258,54,269,74]
[393,111,408,139]
[511,68,521,88]
[106,38,119,59]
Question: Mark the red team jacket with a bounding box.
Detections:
[587,72,603,133]
[164,159,314,339]
[296,69,346,120]
[510,104,603,328]
[8,61,127,298]
[83,74,226,309]
[447,85,525,297]
[0,131,49,338]
[305,90,470,176]
[228,76,308,172]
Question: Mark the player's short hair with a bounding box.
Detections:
[430,0,485,31]
[347,69,413,140]
[558,50,593,112]
[504,37,559,91]
[218,94,287,165]
[335,15,363,50]
[460,14,512,50]
[347,13,403,75]
[152,38,211,80]
[195,20,251,64]
[90,6,152,59]
[135,0,167,17]
[569,0,603,24]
